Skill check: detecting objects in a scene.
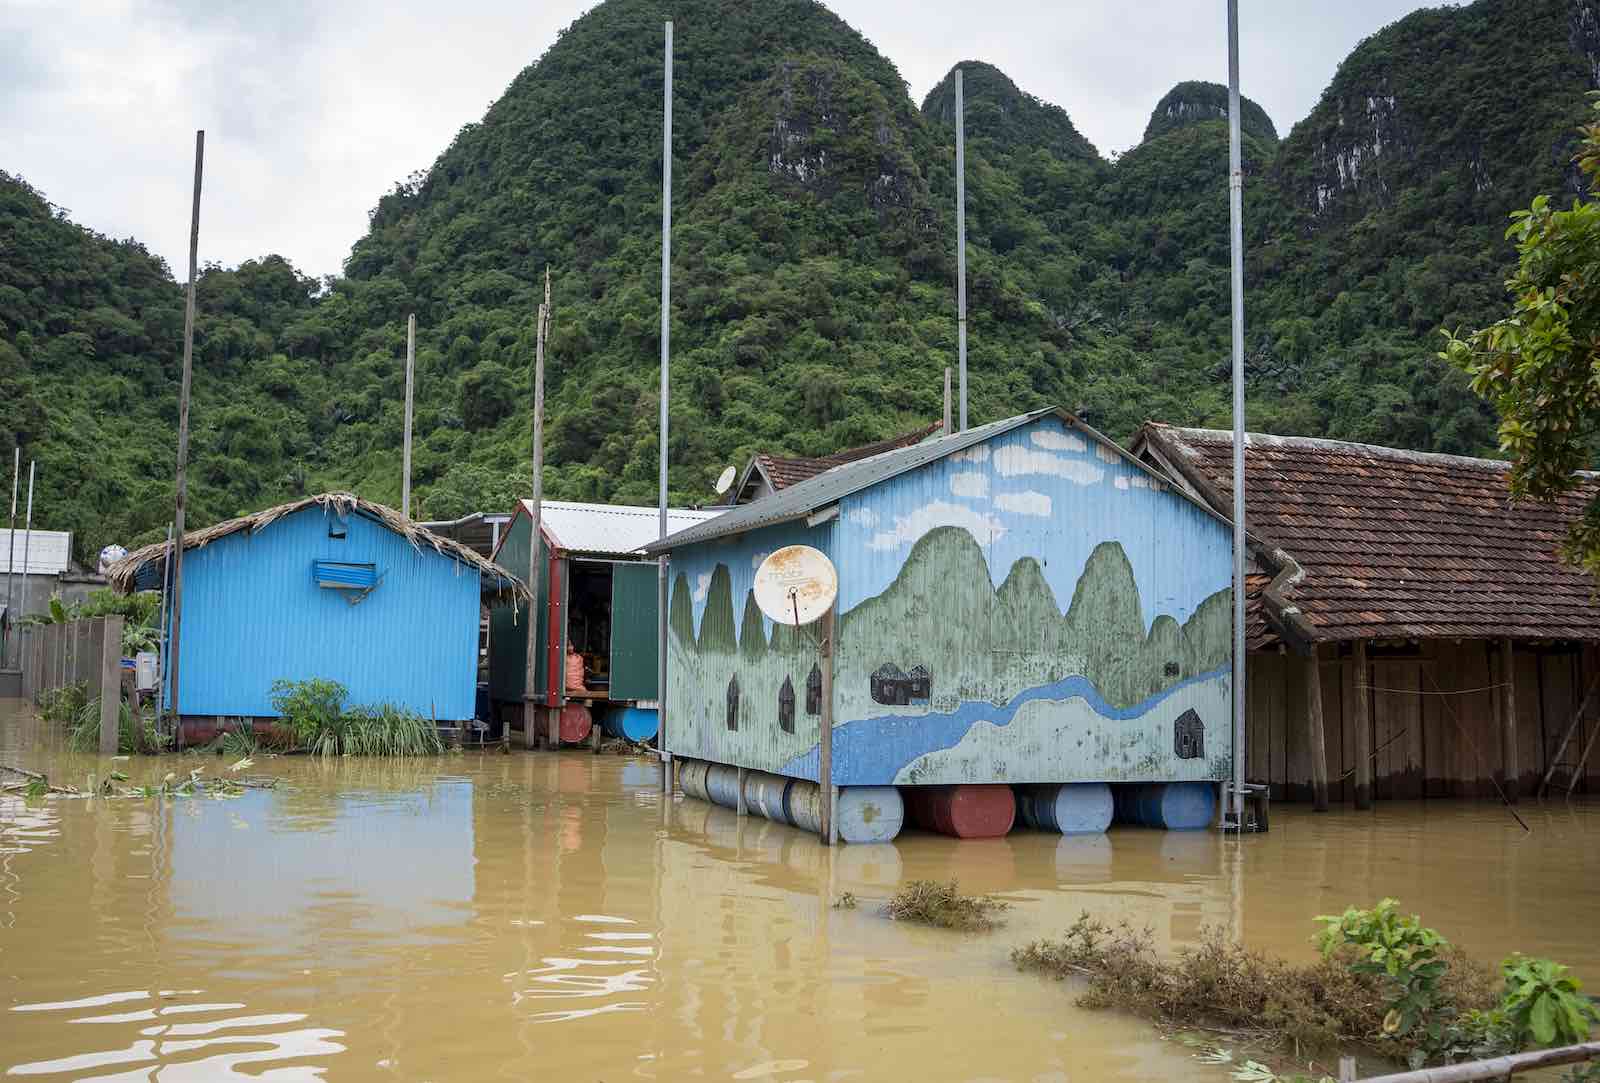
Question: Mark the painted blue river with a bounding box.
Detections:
[778,667,1230,785]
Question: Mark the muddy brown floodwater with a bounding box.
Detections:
[3,700,1598,1081]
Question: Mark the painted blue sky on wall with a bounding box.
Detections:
[678,416,1231,638]
[828,416,1230,628]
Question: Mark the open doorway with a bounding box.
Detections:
[566,561,613,697]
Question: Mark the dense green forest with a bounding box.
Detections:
[3,0,1597,558]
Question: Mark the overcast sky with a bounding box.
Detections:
[2,0,1435,282]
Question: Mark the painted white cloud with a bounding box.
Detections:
[867,500,1006,551]
[751,551,770,570]
[996,490,1052,517]
[693,572,712,603]
[1114,474,1165,492]
[952,445,990,464]
[1031,429,1087,453]
[994,445,1105,486]
[845,506,879,528]
[1095,443,1122,464]
[949,472,989,498]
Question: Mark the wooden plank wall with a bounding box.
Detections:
[1245,641,1598,802]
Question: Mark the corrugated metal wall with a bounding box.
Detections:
[666,415,1235,787]
[168,507,480,719]
[608,562,660,700]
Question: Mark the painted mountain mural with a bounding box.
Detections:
[666,523,1231,786]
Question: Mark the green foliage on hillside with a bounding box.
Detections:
[3,0,1596,559]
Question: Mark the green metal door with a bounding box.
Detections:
[609,561,659,701]
[487,515,550,702]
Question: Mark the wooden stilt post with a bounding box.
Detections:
[819,603,835,845]
[1500,638,1519,802]
[1353,640,1373,809]
[1306,645,1329,811]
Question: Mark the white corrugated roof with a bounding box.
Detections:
[517,500,723,557]
[0,529,72,575]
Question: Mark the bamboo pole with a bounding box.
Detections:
[1306,647,1329,811]
[1353,640,1374,809]
[402,313,415,519]
[525,272,550,750]
[168,130,204,723]
[1538,671,1600,797]
[1351,1040,1600,1082]
[1499,638,1518,802]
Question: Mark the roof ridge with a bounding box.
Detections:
[1160,426,1515,473]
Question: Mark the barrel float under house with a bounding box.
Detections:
[487,500,721,746]
[108,493,526,742]
[647,407,1237,842]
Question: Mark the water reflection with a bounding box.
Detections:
[4,698,1598,1082]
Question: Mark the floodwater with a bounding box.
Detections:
[3,700,1598,1082]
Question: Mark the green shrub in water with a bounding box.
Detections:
[270,677,348,751]
[269,679,443,756]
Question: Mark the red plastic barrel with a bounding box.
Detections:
[904,784,1016,838]
[558,703,593,745]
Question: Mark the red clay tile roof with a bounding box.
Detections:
[757,421,944,491]
[1139,424,1600,644]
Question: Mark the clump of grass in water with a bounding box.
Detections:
[884,879,1007,931]
[1012,911,1499,1068]
[66,699,170,755]
[269,679,444,756]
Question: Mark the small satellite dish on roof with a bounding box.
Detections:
[714,465,737,496]
[753,545,838,626]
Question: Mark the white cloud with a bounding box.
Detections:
[949,472,989,498]
[994,445,1105,486]
[996,490,1051,517]
[1031,429,1087,452]
[845,505,879,528]
[952,445,990,464]
[1095,443,1122,464]
[866,500,1006,551]
[693,572,712,602]
[1114,474,1164,492]
[751,551,769,570]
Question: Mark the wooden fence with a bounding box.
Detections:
[17,617,125,754]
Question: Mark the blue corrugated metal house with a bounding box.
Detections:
[646,408,1236,831]
[109,493,526,723]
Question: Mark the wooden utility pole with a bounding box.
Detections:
[1305,647,1329,811]
[524,270,550,750]
[1352,640,1374,809]
[168,130,204,724]
[1500,638,1519,801]
[402,313,415,518]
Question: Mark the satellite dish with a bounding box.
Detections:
[714,465,737,496]
[753,545,838,626]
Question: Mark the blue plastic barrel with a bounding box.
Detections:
[1112,782,1216,831]
[704,764,742,810]
[1016,783,1113,835]
[603,706,659,741]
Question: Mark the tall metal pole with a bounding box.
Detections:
[18,461,34,631]
[955,68,968,432]
[4,447,16,665]
[658,19,674,793]
[169,129,204,721]
[402,313,415,519]
[1226,0,1248,824]
[525,271,550,750]
[943,367,952,436]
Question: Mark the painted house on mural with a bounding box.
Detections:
[487,500,721,742]
[109,493,526,735]
[1133,425,1600,806]
[648,407,1237,801]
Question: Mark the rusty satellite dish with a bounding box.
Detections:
[753,545,838,626]
[714,465,737,496]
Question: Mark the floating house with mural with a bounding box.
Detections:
[647,407,1236,840]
